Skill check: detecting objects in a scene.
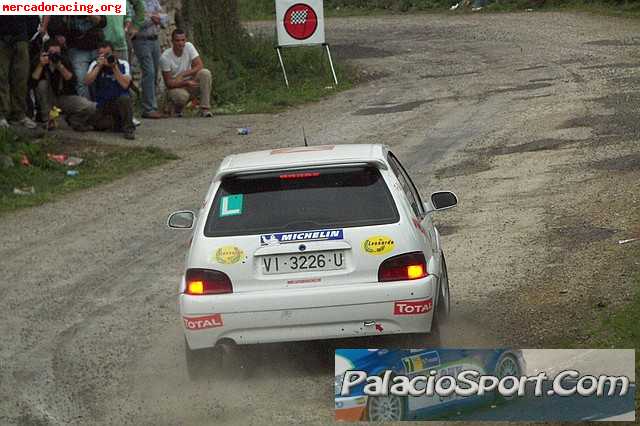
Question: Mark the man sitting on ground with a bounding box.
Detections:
[32,39,96,131]
[160,29,213,117]
[85,41,136,140]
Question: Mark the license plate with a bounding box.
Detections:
[261,250,345,275]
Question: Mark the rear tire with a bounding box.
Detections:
[402,306,441,348]
[438,253,451,323]
[184,338,222,381]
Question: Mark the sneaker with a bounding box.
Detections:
[124,130,136,140]
[174,107,183,118]
[200,109,213,118]
[472,6,483,11]
[0,118,8,128]
[132,118,141,127]
[19,117,38,129]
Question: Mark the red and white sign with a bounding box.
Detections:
[284,4,318,40]
[394,299,433,315]
[183,313,223,330]
[276,0,325,47]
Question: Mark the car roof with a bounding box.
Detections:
[215,144,390,179]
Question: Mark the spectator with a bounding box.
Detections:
[32,39,96,131]
[132,0,167,119]
[85,42,135,140]
[127,0,146,34]
[0,16,38,129]
[126,0,146,65]
[161,29,213,118]
[42,16,107,99]
[104,14,133,62]
[41,16,69,49]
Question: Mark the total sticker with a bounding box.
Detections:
[362,236,395,255]
[394,299,433,315]
[214,246,244,264]
[183,313,223,330]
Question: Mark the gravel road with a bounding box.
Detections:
[1,11,639,425]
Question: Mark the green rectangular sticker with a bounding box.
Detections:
[219,194,244,217]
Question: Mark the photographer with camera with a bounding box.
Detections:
[32,39,96,131]
[84,41,135,140]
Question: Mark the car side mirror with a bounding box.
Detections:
[168,211,195,229]
[424,191,458,213]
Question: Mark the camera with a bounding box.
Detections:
[105,53,116,65]
[48,52,62,64]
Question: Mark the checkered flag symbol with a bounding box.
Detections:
[290,9,308,25]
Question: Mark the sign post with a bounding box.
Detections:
[275,0,338,87]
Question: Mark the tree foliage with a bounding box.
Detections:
[180,0,246,60]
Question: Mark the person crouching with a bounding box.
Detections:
[32,39,96,131]
[85,41,135,140]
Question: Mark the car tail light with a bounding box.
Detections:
[185,268,233,295]
[378,252,428,282]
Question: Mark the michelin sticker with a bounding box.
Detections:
[362,236,395,255]
[214,246,245,264]
[219,194,244,217]
[260,229,343,246]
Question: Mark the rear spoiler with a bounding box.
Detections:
[214,160,388,181]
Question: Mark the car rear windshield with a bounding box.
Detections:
[204,165,399,237]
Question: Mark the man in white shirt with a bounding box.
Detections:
[160,29,212,117]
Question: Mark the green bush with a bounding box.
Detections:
[204,34,352,113]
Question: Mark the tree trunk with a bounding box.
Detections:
[180,0,245,60]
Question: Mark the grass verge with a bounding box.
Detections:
[0,129,178,215]
[208,35,356,114]
[552,241,640,410]
[592,257,640,410]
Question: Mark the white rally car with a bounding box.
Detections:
[168,144,457,377]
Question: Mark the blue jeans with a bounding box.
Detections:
[474,0,488,7]
[132,38,161,113]
[68,48,97,99]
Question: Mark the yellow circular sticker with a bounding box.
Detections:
[214,246,244,264]
[362,236,395,255]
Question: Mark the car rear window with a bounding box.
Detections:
[204,165,399,237]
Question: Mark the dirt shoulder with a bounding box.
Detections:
[0,11,638,425]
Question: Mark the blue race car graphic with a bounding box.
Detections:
[335,349,526,421]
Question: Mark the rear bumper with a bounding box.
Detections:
[180,275,437,349]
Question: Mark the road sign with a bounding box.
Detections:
[276,0,325,46]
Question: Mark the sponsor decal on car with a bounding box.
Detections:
[362,236,395,255]
[402,350,441,373]
[183,313,223,330]
[260,229,344,245]
[394,299,433,315]
[213,246,245,264]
